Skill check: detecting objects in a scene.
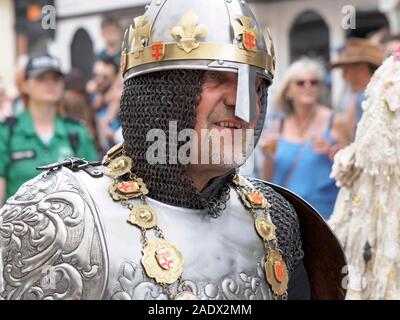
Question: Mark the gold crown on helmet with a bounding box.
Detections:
[120,0,276,79]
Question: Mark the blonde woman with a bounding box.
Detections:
[260,58,350,219]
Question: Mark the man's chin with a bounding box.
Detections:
[187,163,238,179]
[207,152,246,168]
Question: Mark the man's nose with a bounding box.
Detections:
[222,79,238,108]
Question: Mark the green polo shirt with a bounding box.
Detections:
[0,111,98,200]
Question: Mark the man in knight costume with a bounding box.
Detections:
[0,0,346,300]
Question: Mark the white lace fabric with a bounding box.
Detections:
[329,53,400,299]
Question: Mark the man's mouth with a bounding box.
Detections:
[214,120,246,130]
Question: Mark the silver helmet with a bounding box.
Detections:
[120,0,276,124]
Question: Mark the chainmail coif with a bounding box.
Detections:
[120,70,231,217]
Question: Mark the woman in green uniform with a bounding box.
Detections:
[0,54,98,205]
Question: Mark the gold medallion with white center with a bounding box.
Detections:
[255,215,276,241]
[128,205,157,229]
[102,142,124,165]
[232,175,248,187]
[105,155,133,177]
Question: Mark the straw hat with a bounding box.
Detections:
[330,38,384,69]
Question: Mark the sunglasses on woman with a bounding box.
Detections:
[294,79,320,87]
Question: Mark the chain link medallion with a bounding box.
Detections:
[105,156,133,177]
[255,215,276,241]
[128,205,157,229]
[109,178,148,201]
[264,250,289,296]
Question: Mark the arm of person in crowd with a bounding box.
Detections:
[328,113,351,161]
[312,113,351,161]
[86,78,97,96]
[259,121,280,181]
[346,98,357,140]
[101,97,120,127]
[101,76,122,127]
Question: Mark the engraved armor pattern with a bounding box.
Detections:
[110,259,273,300]
[0,170,108,300]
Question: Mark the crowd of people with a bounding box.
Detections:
[0,17,124,205]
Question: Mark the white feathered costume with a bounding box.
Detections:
[329,51,400,299]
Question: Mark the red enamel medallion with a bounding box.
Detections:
[155,247,175,270]
[247,192,264,205]
[117,181,139,194]
[152,42,165,61]
[274,261,284,283]
[243,32,256,51]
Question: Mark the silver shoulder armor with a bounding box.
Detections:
[0,168,108,300]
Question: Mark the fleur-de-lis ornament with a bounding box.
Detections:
[234,16,259,52]
[129,15,152,58]
[120,29,129,73]
[171,11,208,53]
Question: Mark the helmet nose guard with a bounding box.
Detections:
[120,0,276,123]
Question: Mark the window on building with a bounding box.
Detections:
[289,10,330,64]
[71,28,94,82]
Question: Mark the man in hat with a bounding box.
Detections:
[0,1,346,300]
[331,38,384,139]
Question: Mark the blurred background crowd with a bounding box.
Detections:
[1,0,400,220]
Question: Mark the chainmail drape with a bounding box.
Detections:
[248,178,304,275]
[120,69,269,217]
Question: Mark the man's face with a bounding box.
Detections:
[341,63,370,91]
[191,70,263,169]
[101,25,121,48]
[93,61,116,94]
